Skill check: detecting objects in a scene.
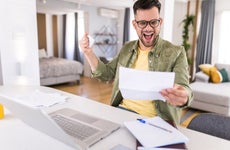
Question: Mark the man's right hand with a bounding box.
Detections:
[80,33,92,54]
[79,33,99,71]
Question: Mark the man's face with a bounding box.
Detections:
[133,7,162,49]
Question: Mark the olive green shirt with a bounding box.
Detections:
[92,37,193,124]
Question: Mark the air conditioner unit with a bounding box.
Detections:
[98,8,119,18]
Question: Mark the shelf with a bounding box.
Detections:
[93,26,117,57]
[95,43,117,45]
[94,33,116,36]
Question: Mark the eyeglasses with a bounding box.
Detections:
[135,19,161,29]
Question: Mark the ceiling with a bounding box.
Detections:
[36,0,187,14]
[36,0,134,14]
[61,0,134,8]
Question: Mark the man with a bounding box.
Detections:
[80,0,193,124]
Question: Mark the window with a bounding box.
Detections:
[217,11,230,64]
[77,11,85,48]
[65,11,85,60]
[65,13,75,60]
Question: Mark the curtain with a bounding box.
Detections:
[73,13,82,63]
[62,14,67,58]
[123,8,130,44]
[63,13,82,63]
[195,0,215,72]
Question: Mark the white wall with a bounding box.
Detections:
[0,0,40,85]
[173,2,187,45]
[0,53,2,85]
[216,0,230,12]
[84,6,119,58]
[160,0,175,42]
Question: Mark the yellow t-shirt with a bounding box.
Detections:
[119,47,157,117]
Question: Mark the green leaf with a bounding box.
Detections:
[181,14,195,64]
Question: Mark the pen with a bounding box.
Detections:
[137,119,172,133]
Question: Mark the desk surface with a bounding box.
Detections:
[0,85,230,150]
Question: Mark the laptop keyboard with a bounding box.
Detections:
[52,114,100,141]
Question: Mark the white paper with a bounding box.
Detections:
[88,35,95,47]
[119,67,175,101]
[124,117,188,148]
[137,147,183,150]
[16,90,68,107]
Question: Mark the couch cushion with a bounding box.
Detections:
[195,71,209,83]
[210,67,222,83]
[209,67,229,83]
[199,64,214,75]
[219,68,229,82]
[215,63,230,79]
[190,82,230,106]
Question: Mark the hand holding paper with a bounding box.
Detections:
[119,67,175,101]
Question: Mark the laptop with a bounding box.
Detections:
[0,94,120,150]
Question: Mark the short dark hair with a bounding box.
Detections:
[133,0,161,15]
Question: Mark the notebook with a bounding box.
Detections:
[124,117,188,149]
[136,121,187,149]
[0,94,120,150]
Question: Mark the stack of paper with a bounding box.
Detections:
[16,90,68,107]
[119,67,175,101]
[124,117,188,149]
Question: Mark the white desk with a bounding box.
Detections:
[0,85,230,150]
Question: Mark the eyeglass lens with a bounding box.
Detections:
[136,19,160,28]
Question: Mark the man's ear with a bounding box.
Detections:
[159,18,163,25]
[132,20,137,29]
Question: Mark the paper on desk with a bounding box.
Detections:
[137,147,183,150]
[124,116,188,148]
[119,67,175,101]
[16,90,68,107]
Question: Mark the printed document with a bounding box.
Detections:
[124,116,189,148]
[119,67,175,101]
[16,90,67,107]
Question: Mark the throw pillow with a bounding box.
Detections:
[199,64,214,75]
[219,68,229,82]
[195,71,209,83]
[210,67,222,83]
[39,49,48,58]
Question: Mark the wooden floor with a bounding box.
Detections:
[50,76,113,105]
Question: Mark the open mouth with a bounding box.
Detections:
[143,33,154,41]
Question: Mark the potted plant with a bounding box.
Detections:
[181,14,195,65]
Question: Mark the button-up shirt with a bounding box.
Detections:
[92,37,193,124]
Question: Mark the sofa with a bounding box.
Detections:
[189,63,230,115]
